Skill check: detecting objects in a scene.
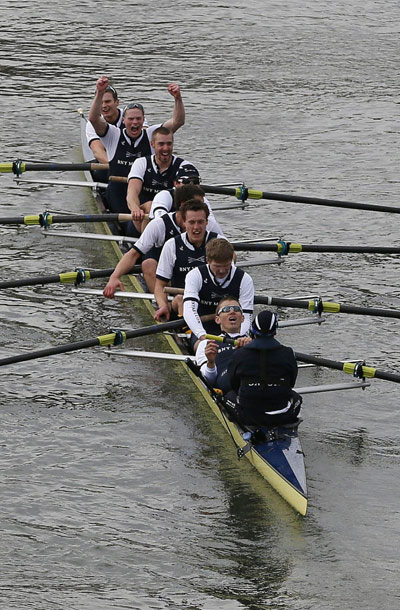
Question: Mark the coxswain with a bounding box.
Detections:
[126,126,196,234]
[153,199,224,321]
[227,310,302,428]
[103,185,222,297]
[183,238,254,349]
[195,296,251,394]
[89,75,185,222]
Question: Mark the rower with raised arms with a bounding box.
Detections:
[153,199,224,321]
[227,310,302,428]
[89,75,185,224]
[103,184,223,296]
[183,238,254,349]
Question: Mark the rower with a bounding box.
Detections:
[148,164,223,234]
[153,199,224,321]
[149,165,222,231]
[196,296,251,393]
[126,126,196,235]
[89,75,185,223]
[103,185,222,297]
[226,310,302,428]
[86,84,122,167]
[86,84,150,183]
[183,238,254,349]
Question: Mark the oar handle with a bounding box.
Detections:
[109,175,128,183]
[164,287,184,295]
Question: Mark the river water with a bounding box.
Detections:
[1,1,400,608]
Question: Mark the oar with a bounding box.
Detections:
[201,184,400,216]
[294,352,400,384]
[254,295,400,320]
[0,315,213,368]
[0,213,132,226]
[0,160,109,175]
[163,287,400,321]
[0,319,186,367]
[232,241,400,255]
[0,266,141,290]
[14,177,108,188]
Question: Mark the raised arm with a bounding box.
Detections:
[163,84,185,133]
[89,75,110,137]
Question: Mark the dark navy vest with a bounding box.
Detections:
[214,333,245,394]
[141,156,184,204]
[106,129,152,214]
[109,129,152,178]
[171,231,218,288]
[196,266,245,334]
[161,212,181,241]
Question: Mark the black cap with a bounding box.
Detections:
[175,164,200,182]
[251,310,278,336]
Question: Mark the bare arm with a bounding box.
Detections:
[163,84,185,133]
[154,278,170,321]
[89,139,109,164]
[88,75,110,137]
[127,178,145,220]
[103,248,140,298]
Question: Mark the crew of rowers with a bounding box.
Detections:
[86,76,302,430]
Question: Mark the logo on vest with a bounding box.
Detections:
[188,256,206,264]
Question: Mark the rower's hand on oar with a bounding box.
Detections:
[154,305,170,322]
[103,277,124,299]
[235,336,251,348]
[131,205,145,221]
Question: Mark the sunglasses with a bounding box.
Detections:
[177,177,200,184]
[124,102,145,113]
[105,85,118,97]
[217,305,242,315]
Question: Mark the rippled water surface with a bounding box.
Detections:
[1,1,400,608]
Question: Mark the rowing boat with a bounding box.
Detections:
[79,114,308,515]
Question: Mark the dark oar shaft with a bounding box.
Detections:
[0,315,215,368]
[0,318,185,367]
[0,161,109,174]
[294,351,400,384]
[254,295,400,320]
[0,266,141,289]
[232,242,400,255]
[201,184,400,215]
[0,213,132,225]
